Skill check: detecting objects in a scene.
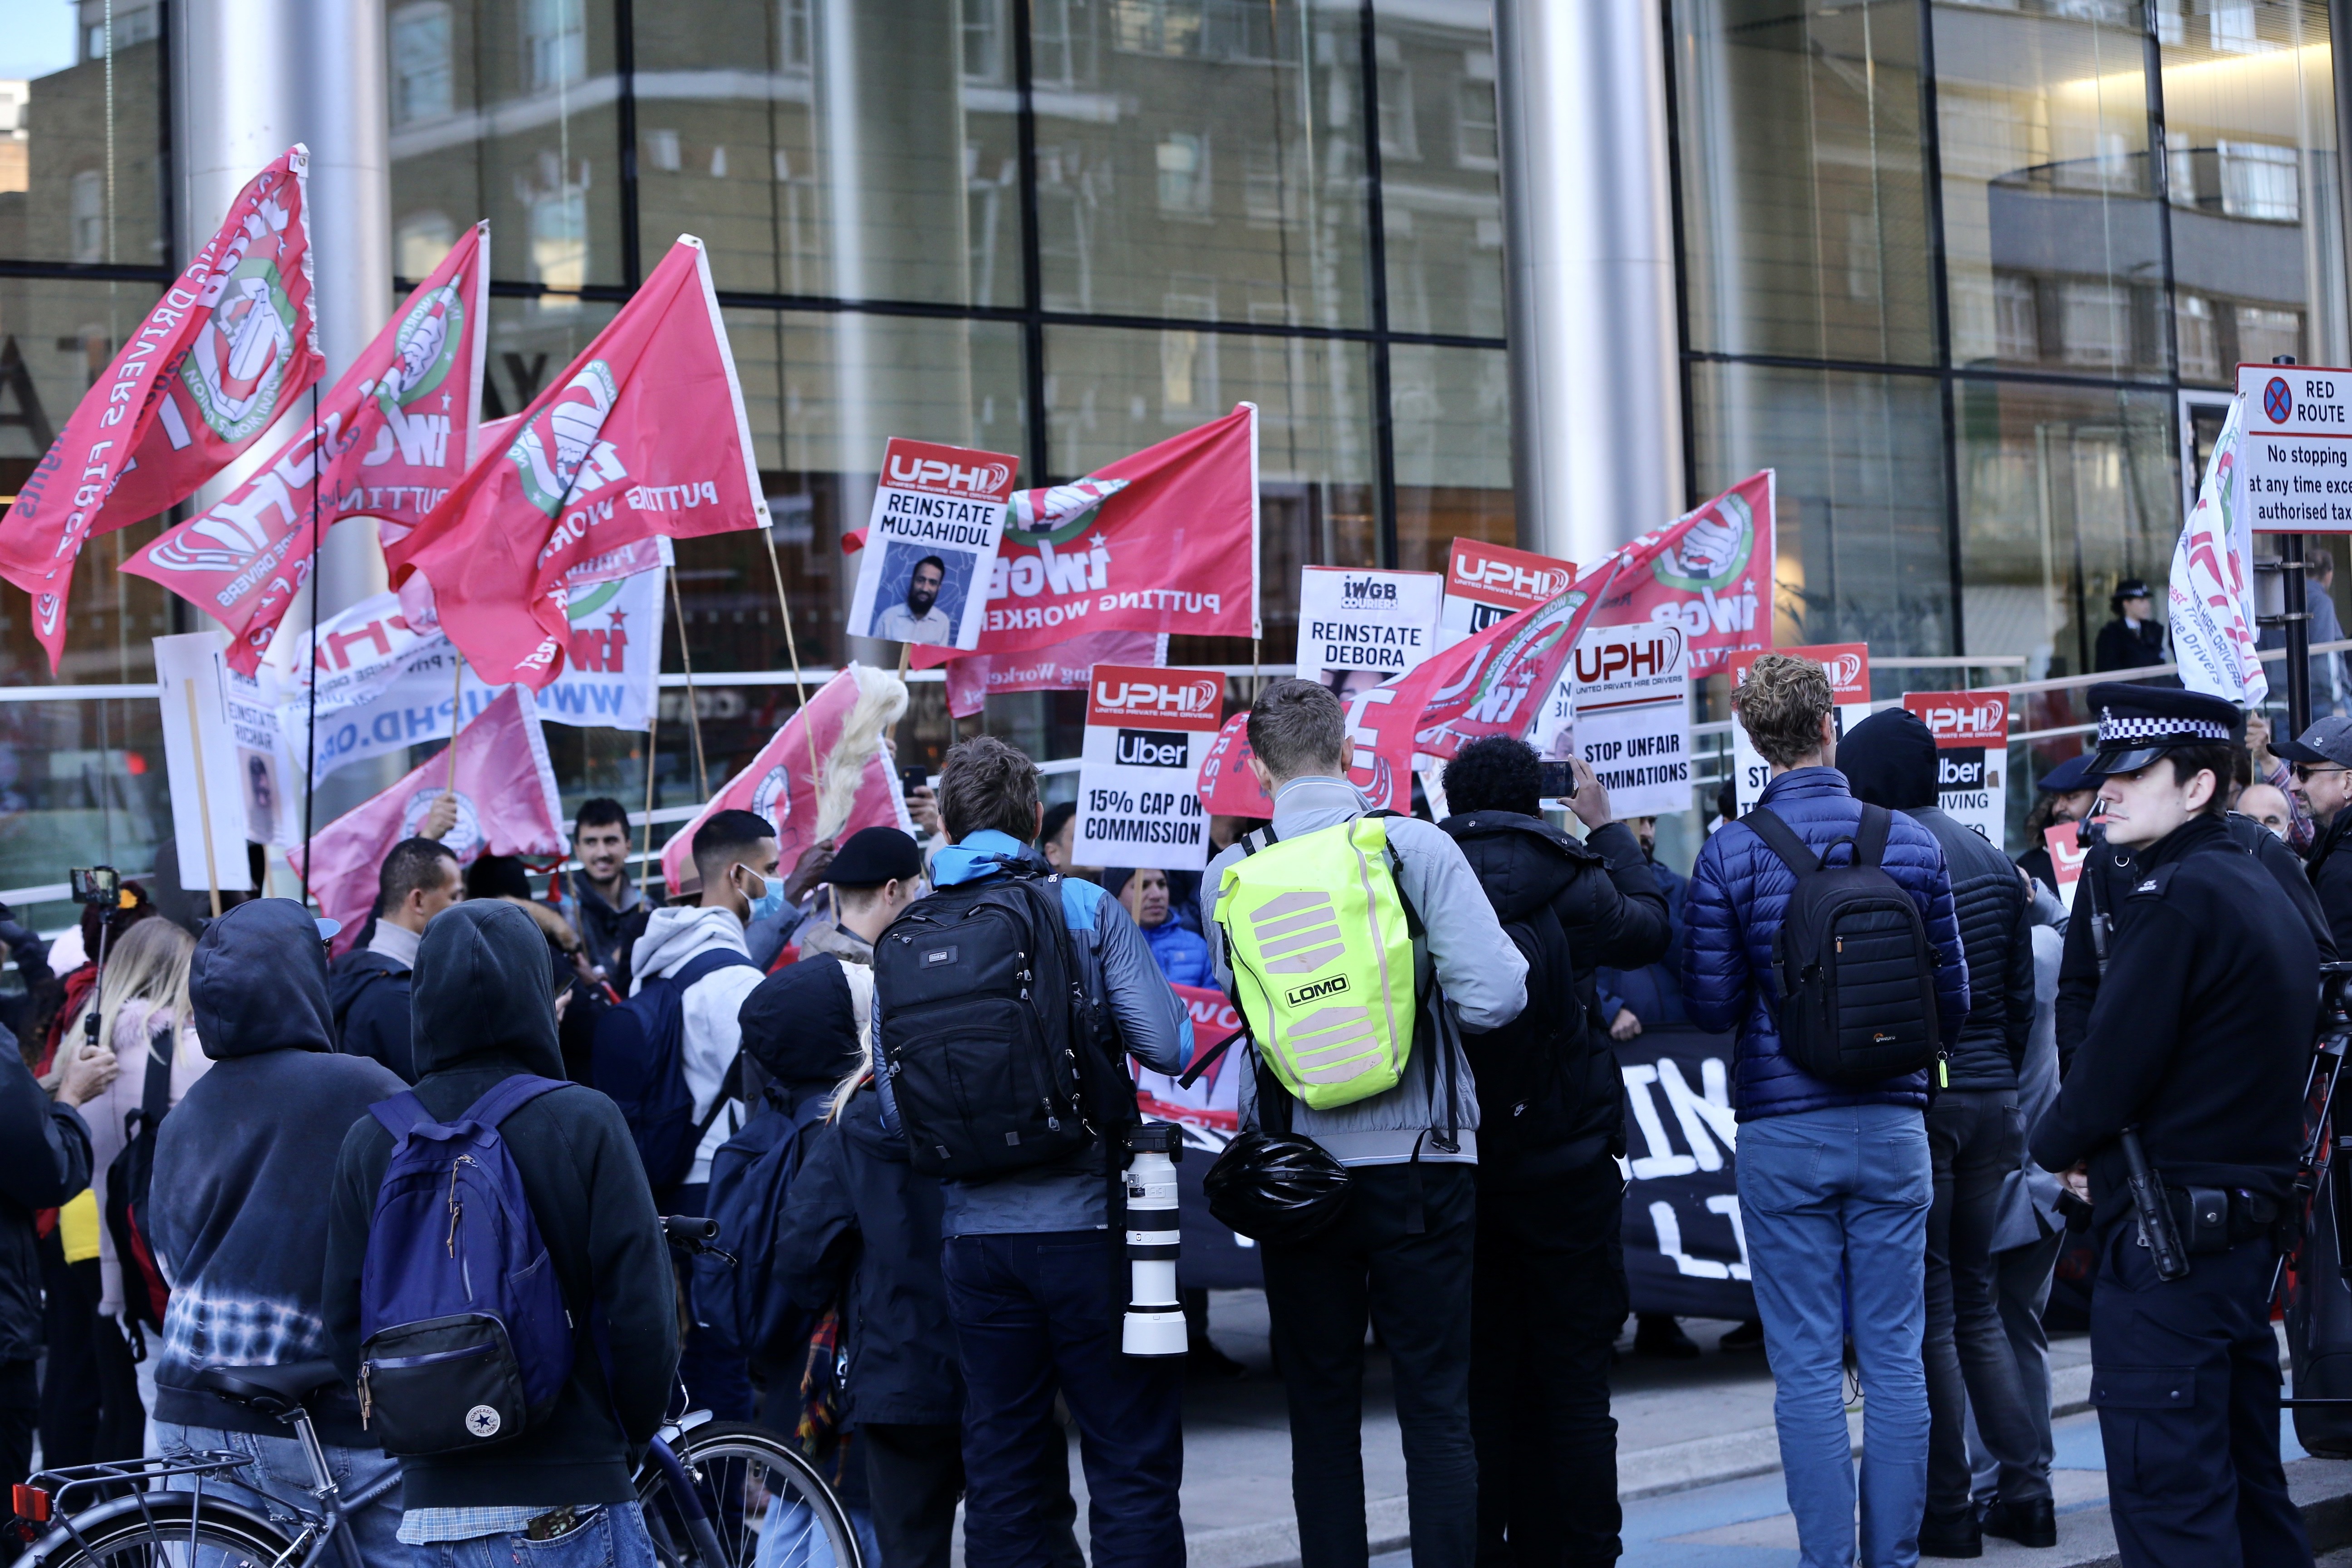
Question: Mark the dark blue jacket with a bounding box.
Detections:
[1599,858,1688,1029]
[1682,767,1970,1121]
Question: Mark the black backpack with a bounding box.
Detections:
[874,859,1127,1179]
[106,1016,176,1333]
[1745,804,1941,1086]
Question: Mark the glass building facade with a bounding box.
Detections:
[0,0,2342,914]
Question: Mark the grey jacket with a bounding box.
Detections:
[1203,776,1529,1166]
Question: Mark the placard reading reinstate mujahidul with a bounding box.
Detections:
[1072,664,1225,871]
[1535,622,1692,818]
[1730,644,1872,815]
[2239,362,2352,533]
[845,437,1020,648]
[1297,566,1443,697]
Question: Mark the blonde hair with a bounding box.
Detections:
[828,1056,873,1122]
[1730,653,1836,768]
[73,918,195,1059]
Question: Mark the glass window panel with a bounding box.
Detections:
[1955,377,2176,684]
[0,1,167,267]
[0,697,174,928]
[1935,0,2169,377]
[1044,322,1374,667]
[388,0,626,290]
[1375,0,1505,340]
[1391,343,1512,575]
[1674,0,1936,365]
[2158,0,2344,368]
[1030,0,1372,329]
[1688,362,1951,657]
[631,0,1020,307]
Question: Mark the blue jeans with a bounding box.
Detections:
[407,1502,655,1568]
[941,1230,1184,1568]
[157,1421,403,1568]
[1737,1104,1932,1568]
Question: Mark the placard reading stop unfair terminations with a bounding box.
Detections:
[1072,664,1225,871]
[2239,362,2352,533]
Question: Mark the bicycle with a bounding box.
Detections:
[10,1220,860,1568]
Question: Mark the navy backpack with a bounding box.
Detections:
[592,948,760,1192]
[357,1075,577,1456]
[691,1083,832,1361]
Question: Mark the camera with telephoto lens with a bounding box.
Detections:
[69,867,119,908]
[1122,1122,1187,1357]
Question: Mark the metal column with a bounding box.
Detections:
[1493,0,1685,565]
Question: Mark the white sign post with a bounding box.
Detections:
[1729,643,1872,814]
[2239,363,2352,533]
[1071,664,1224,871]
[1541,623,1692,818]
[1297,566,1443,696]
[154,632,257,907]
[845,437,1019,649]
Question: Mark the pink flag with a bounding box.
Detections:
[385,237,766,689]
[1588,471,1774,677]
[1194,713,1276,818]
[941,630,1165,719]
[125,223,490,673]
[289,686,564,954]
[659,666,914,896]
[0,147,319,670]
[910,406,1258,667]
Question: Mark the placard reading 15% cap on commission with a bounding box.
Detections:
[2238,362,2352,532]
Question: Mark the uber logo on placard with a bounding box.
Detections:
[1938,749,1986,790]
[1116,728,1190,768]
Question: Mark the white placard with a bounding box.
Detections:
[1730,644,1872,814]
[154,632,257,892]
[1070,664,1223,871]
[1902,691,2011,847]
[845,437,1018,648]
[1539,623,1692,818]
[1298,566,1443,696]
[2239,363,2352,532]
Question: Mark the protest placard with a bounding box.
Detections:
[1901,690,2011,844]
[2045,820,2087,911]
[2239,363,2352,532]
[1297,566,1443,697]
[1072,664,1224,870]
[154,632,258,894]
[845,437,1018,649]
[1438,539,1573,649]
[1730,643,1871,813]
[1540,622,1691,817]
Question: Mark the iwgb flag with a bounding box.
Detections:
[941,630,1166,719]
[659,665,915,896]
[0,147,319,670]
[125,222,491,673]
[1588,471,1775,678]
[385,236,765,689]
[910,404,1259,666]
[2169,397,2267,707]
[288,686,564,955]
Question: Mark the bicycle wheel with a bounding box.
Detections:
[22,1492,297,1568]
[638,1421,862,1568]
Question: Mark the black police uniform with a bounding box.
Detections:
[2095,580,2170,673]
[2030,685,2319,1568]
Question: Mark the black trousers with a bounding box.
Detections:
[36,1252,137,1469]
[1470,1160,1629,1567]
[2,1357,38,1566]
[861,1422,963,1568]
[1261,1161,1478,1568]
[2092,1224,2309,1568]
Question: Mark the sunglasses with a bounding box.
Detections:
[2297,764,2348,783]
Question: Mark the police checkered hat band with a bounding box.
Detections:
[2096,709,2232,746]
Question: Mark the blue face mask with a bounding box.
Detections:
[740,865,788,924]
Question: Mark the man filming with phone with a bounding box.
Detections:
[2030,685,2318,1568]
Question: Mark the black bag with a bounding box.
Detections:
[105,1017,176,1333]
[875,861,1125,1179]
[1745,804,1941,1086]
[1201,1054,1351,1243]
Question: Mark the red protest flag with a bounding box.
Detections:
[0,147,320,670]
[125,223,491,673]
[384,236,765,689]
[1195,712,1277,817]
[909,404,1258,667]
[1587,470,1774,677]
[941,629,1165,719]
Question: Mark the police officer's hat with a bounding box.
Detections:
[2112,577,2155,606]
[2087,682,2239,774]
[2036,752,2104,794]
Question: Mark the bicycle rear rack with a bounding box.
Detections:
[10,1452,257,1561]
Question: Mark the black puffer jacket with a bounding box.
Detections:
[0,1022,88,1363]
[1839,708,2032,1089]
[1436,813,1670,1189]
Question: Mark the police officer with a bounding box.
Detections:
[2095,578,2169,672]
[2030,684,2317,1568]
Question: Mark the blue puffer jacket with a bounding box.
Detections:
[1683,767,1970,1122]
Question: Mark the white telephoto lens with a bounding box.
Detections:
[1122,1124,1188,1357]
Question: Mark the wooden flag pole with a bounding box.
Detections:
[667,568,710,798]
[446,652,465,792]
[760,533,821,781]
[184,680,222,919]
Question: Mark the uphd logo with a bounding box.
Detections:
[1572,626,1686,685]
[1919,700,2004,741]
[1341,575,1397,603]
[1093,676,1220,718]
[1823,652,1865,691]
[1285,975,1350,1007]
[1116,728,1190,768]
[887,453,1012,497]
[1453,549,1570,602]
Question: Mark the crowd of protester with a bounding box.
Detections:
[4,645,2344,1568]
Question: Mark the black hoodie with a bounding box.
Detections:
[1436,814,1670,1188]
[323,901,679,1508]
[146,899,408,1445]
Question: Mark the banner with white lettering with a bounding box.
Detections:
[1901,690,2010,845]
[1437,539,1574,650]
[1072,664,1223,870]
[845,437,1017,650]
[1536,622,1691,817]
[1297,566,1442,697]
[1730,643,1872,814]
[1619,1026,1756,1320]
